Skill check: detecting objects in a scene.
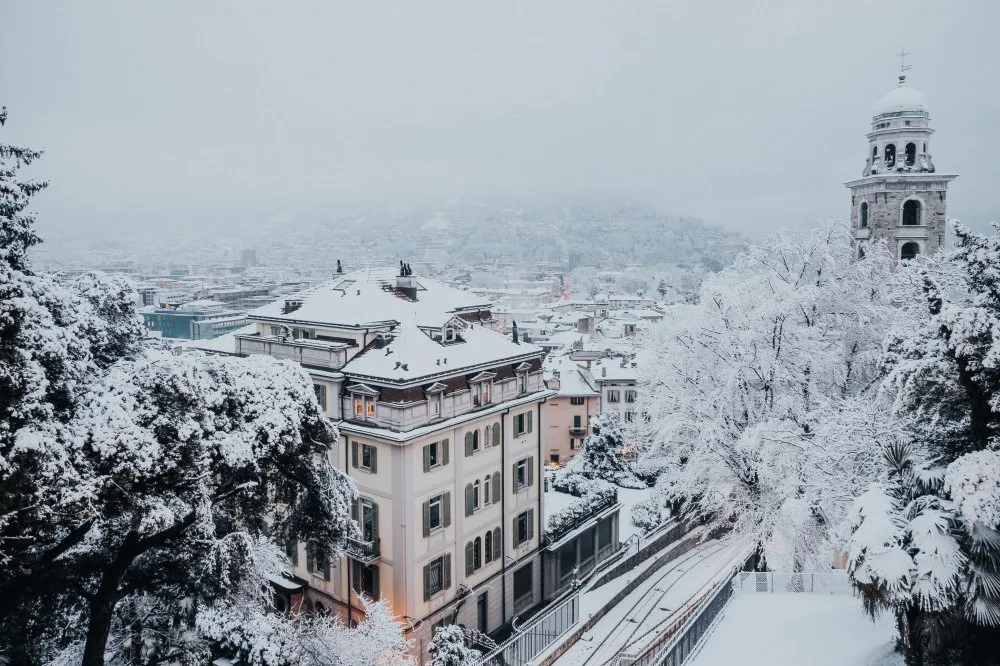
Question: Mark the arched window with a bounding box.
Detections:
[474,537,482,570]
[872,146,878,159]
[473,480,480,509]
[485,530,493,563]
[884,144,896,168]
[483,475,491,505]
[905,143,916,166]
[900,242,920,260]
[484,427,491,448]
[902,199,921,226]
[923,142,927,153]
[859,202,868,228]
[472,430,479,452]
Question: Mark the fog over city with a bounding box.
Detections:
[4,0,998,246]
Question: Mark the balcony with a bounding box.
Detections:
[235,334,348,370]
[344,537,381,563]
[569,426,588,436]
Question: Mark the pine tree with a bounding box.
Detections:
[573,412,645,489]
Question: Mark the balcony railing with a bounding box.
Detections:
[344,537,381,563]
[569,426,587,436]
[545,489,618,546]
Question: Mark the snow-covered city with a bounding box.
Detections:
[2,3,1000,666]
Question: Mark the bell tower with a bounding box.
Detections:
[845,53,957,261]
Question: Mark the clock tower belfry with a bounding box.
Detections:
[845,55,957,261]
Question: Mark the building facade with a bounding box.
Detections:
[543,357,600,465]
[196,268,602,661]
[845,68,957,261]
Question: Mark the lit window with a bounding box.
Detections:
[354,398,364,416]
[367,399,376,419]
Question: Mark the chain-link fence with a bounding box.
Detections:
[731,571,852,595]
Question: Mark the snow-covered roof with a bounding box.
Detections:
[343,320,542,383]
[874,78,927,116]
[546,356,599,396]
[592,358,638,382]
[181,324,256,354]
[250,267,492,329]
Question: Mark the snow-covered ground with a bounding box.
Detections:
[553,538,746,666]
[690,593,903,666]
[543,484,654,545]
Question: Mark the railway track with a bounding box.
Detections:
[572,539,734,666]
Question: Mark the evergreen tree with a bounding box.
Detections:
[845,224,1000,665]
[0,110,367,666]
[428,625,480,666]
[572,412,645,489]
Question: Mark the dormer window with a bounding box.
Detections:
[348,384,380,422]
[469,371,496,408]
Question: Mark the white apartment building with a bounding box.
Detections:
[194,268,620,661]
[592,357,639,423]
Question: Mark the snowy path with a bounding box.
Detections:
[553,538,745,666]
[689,593,903,666]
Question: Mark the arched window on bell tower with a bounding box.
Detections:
[859,201,869,228]
[900,242,920,260]
[884,144,896,168]
[902,199,921,226]
[905,143,916,166]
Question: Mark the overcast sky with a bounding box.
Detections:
[4,1,998,241]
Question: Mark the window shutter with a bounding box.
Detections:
[371,502,379,540]
[466,542,474,576]
[423,564,432,601]
[492,423,501,446]
[423,445,430,473]
[527,509,535,541]
[512,462,518,493]
[422,501,430,538]
[512,516,519,548]
[442,438,450,465]
[370,446,378,474]
[465,483,474,517]
[527,457,534,487]
[443,553,452,589]
[443,492,452,527]
[493,527,502,561]
[465,432,474,457]
[351,441,359,468]
[527,410,533,433]
[492,472,501,500]
[321,553,330,581]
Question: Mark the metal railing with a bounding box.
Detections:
[544,490,618,545]
[470,593,579,666]
[344,537,380,562]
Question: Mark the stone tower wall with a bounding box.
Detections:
[850,185,948,257]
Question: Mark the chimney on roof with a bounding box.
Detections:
[396,262,418,300]
[602,367,607,377]
[336,259,343,274]
[512,321,519,344]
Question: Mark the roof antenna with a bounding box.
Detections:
[896,47,912,85]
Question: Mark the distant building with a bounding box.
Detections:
[142,303,247,340]
[592,358,639,423]
[845,63,957,261]
[543,357,600,465]
[241,248,258,267]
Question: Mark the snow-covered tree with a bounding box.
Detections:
[635,222,901,569]
[0,110,375,666]
[558,412,645,490]
[428,624,480,666]
[844,224,1000,664]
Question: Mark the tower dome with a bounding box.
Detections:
[874,74,927,116]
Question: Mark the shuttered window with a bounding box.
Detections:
[423,492,451,536]
[513,509,535,548]
[513,457,534,492]
[423,553,452,600]
[351,442,378,473]
[423,439,449,472]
